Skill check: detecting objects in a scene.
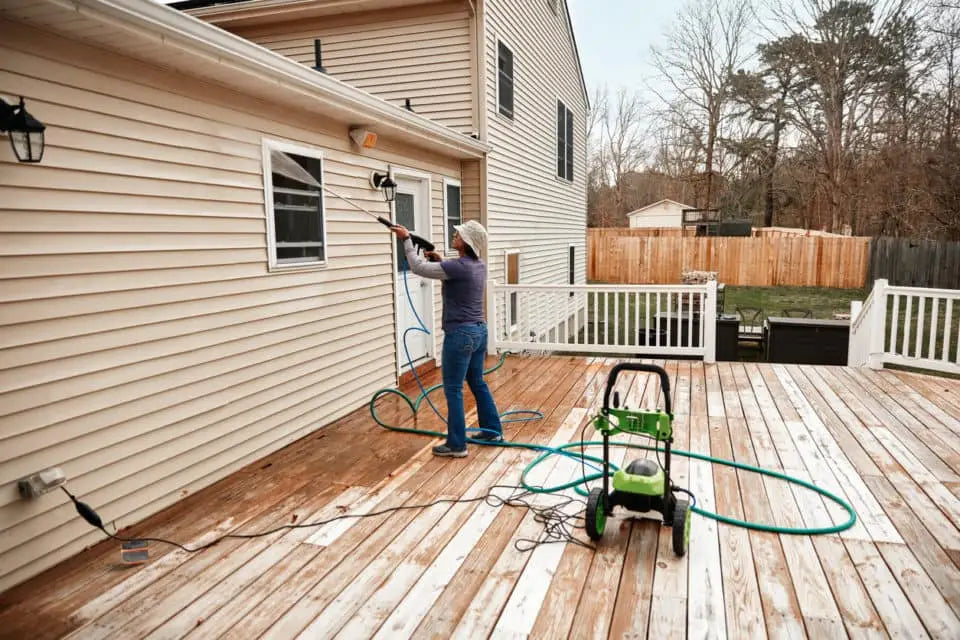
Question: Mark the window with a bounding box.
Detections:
[498,41,514,119]
[443,179,462,253]
[506,250,520,327]
[263,142,327,268]
[557,100,573,181]
[568,244,576,296]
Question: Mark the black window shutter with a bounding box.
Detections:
[565,106,574,180]
[557,101,565,178]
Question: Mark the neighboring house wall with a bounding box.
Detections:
[229,2,476,135]
[0,25,461,592]
[481,0,587,297]
[628,201,685,228]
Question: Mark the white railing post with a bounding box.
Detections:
[849,300,864,366]
[487,280,497,355]
[703,280,718,363]
[867,279,888,370]
[850,300,863,323]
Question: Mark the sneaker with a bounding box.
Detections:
[471,431,504,443]
[432,444,468,458]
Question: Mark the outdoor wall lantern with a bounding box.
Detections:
[1,96,46,163]
[370,171,398,202]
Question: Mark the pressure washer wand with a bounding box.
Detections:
[322,185,435,255]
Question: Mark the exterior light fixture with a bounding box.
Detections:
[1,97,45,163]
[371,171,397,202]
[349,127,377,149]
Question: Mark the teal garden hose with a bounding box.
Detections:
[372,258,857,537]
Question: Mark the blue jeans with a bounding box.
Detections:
[442,323,502,450]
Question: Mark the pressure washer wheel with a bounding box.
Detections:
[672,498,691,556]
[585,487,607,541]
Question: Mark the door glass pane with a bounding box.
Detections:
[446,184,461,251]
[395,192,416,272]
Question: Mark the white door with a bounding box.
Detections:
[394,176,433,369]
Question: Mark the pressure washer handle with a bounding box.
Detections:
[408,234,435,254]
[378,217,436,254]
[603,363,672,416]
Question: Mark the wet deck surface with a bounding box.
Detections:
[1,356,959,639]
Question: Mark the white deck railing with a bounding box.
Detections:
[849,279,960,374]
[487,282,717,362]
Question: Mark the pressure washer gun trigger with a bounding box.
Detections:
[408,234,435,256]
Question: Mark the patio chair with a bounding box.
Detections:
[735,306,765,347]
[781,308,813,318]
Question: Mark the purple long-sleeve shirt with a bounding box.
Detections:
[404,238,486,331]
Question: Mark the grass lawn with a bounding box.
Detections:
[722,285,870,321]
[582,284,870,342]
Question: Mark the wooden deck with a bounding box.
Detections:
[1,356,959,639]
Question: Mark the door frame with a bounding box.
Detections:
[390,166,435,381]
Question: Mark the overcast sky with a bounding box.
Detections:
[568,0,678,99]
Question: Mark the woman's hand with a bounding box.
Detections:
[389,225,410,240]
[424,250,442,262]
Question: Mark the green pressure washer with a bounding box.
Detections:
[585,362,691,556]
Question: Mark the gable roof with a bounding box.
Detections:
[627,199,696,216]
[175,0,591,109]
[4,0,486,160]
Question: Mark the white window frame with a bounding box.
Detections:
[505,249,520,331]
[442,178,462,256]
[496,39,515,121]
[261,138,329,272]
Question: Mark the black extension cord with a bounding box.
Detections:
[61,483,595,554]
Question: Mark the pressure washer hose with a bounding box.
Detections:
[369,258,857,536]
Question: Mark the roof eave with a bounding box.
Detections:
[45,0,487,160]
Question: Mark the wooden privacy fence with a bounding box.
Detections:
[869,237,960,290]
[588,229,871,288]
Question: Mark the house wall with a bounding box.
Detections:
[629,203,683,228]
[0,25,461,592]
[229,2,476,135]
[481,0,587,296]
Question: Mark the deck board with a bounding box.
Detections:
[2,358,960,640]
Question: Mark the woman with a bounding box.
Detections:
[390,220,502,458]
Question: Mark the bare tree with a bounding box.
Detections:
[651,0,755,209]
[600,88,650,223]
[765,0,916,231]
[586,86,610,226]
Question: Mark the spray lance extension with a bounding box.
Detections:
[268,150,434,254]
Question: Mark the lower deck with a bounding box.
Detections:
[1,356,959,639]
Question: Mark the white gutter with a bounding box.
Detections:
[44,0,488,159]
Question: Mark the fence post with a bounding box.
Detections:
[486,281,498,355]
[703,280,718,363]
[867,278,888,370]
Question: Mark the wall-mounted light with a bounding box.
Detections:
[371,171,397,202]
[1,96,45,163]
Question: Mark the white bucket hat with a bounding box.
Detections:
[454,220,487,258]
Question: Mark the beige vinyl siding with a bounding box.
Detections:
[461,159,482,225]
[232,3,476,135]
[0,27,460,592]
[482,0,587,292]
